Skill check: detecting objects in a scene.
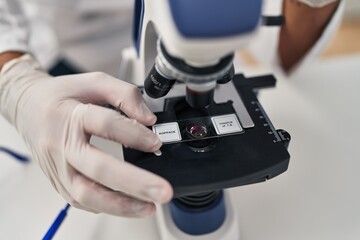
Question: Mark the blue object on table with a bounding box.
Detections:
[42,203,71,240]
[0,146,30,163]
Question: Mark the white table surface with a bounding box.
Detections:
[1,54,359,240]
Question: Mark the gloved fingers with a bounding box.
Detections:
[58,166,100,214]
[76,72,156,126]
[68,143,173,204]
[45,163,99,213]
[78,104,161,152]
[70,172,156,217]
[67,199,99,214]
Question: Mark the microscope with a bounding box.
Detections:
[120,0,291,239]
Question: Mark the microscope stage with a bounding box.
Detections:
[124,74,290,197]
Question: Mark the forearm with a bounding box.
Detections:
[278,0,340,72]
[0,51,24,71]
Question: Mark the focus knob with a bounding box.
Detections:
[277,129,291,149]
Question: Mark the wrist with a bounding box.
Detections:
[0,52,25,71]
[0,54,49,125]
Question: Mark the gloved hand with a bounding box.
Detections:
[0,54,173,217]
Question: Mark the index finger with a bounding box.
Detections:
[79,73,157,126]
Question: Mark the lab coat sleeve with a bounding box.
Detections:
[248,0,345,75]
[0,0,29,54]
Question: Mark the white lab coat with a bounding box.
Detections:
[0,0,344,76]
[0,0,134,75]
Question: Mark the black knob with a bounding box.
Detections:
[277,129,291,149]
[144,65,176,98]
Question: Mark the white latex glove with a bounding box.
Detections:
[0,54,173,217]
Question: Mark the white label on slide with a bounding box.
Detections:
[152,122,182,143]
[211,114,243,135]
